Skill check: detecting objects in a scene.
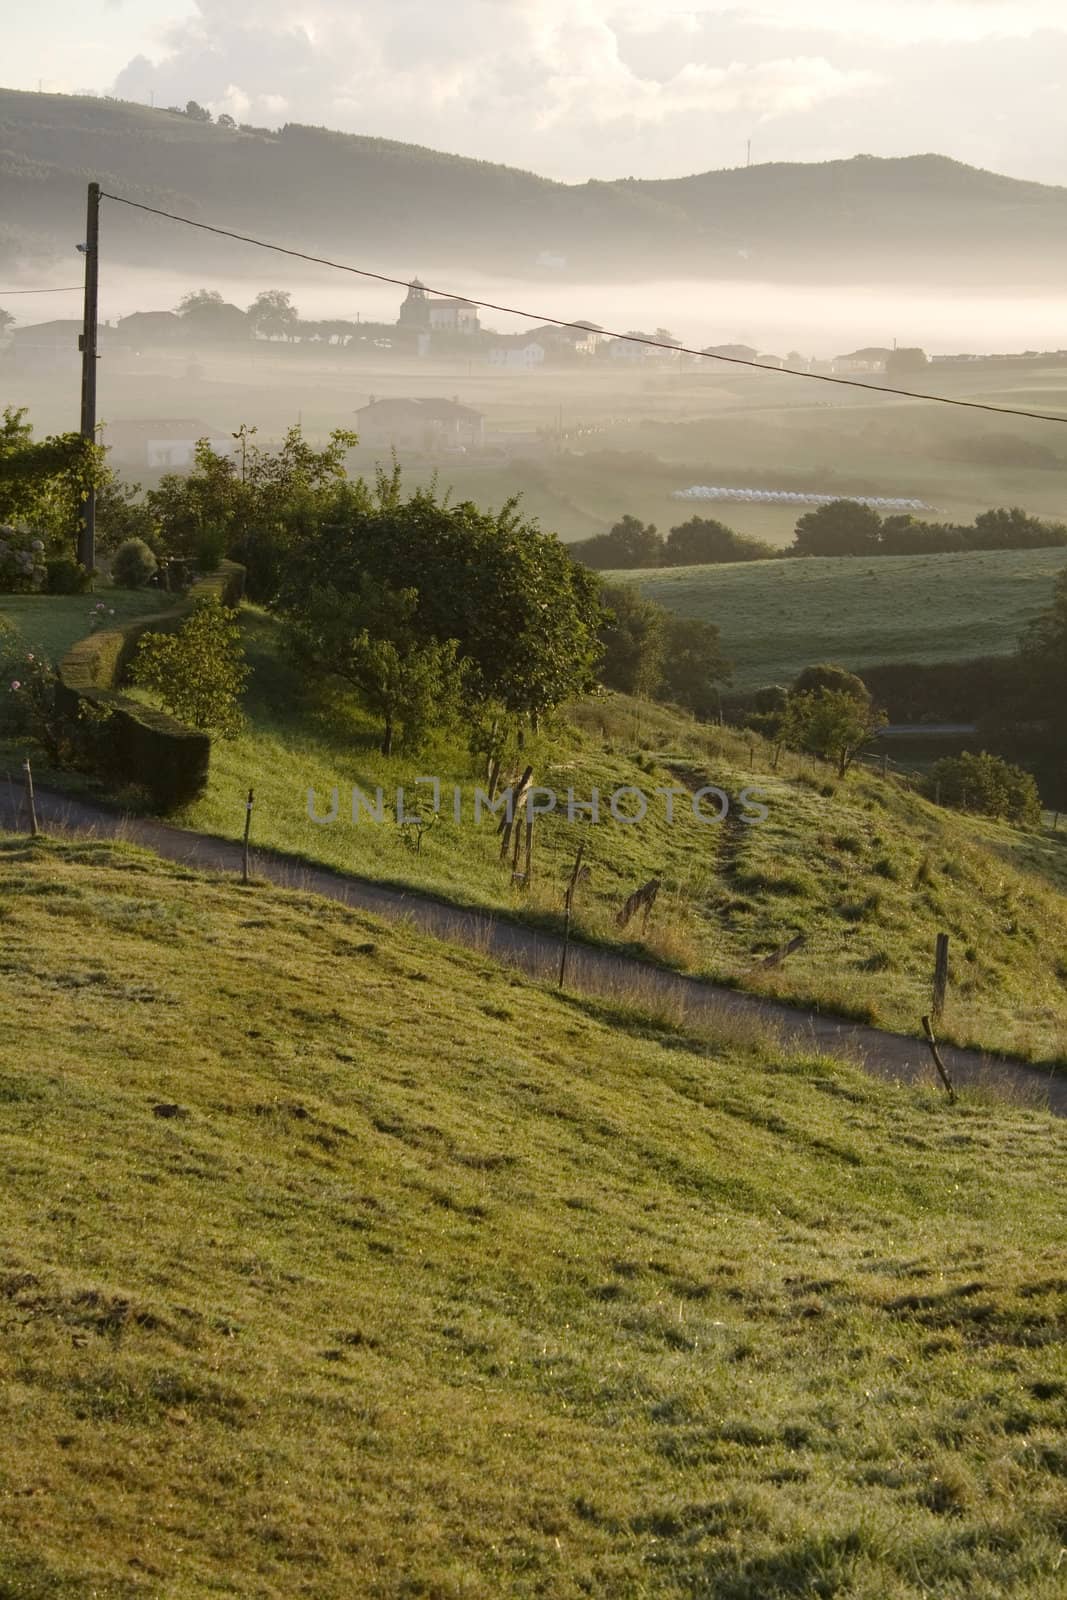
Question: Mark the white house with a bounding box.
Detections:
[103,419,234,470]
[487,340,546,370]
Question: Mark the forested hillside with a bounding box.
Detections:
[4,87,1067,282]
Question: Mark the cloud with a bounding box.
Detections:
[111,0,876,173]
[109,0,1067,182]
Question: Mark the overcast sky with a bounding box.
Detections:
[9,1,1067,184]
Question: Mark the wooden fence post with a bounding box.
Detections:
[22,759,38,838]
[932,932,950,1026]
[242,787,254,884]
[558,843,587,990]
[921,1015,957,1101]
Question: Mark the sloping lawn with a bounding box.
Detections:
[0,833,1065,1598]
[0,589,171,661]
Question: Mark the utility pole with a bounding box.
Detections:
[78,181,101,574]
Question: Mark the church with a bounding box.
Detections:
[398,279,481,336]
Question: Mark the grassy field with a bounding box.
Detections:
[609,547,1067,689]
[0,590,171,660]
[1,832,1065,1598]
[7,597,1064,1065]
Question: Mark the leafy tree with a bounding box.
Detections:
[970,506,1067,550]
[885,348,929,381]
[184,100,212,123]
[792,662,870,704]
[287,578,463,755]
[175,290,248,340]
[665,517,775,566]
[95,477,160,555]
[216,113,236,130]
[282,482,602,727]
[176,290,224,316]
[248,289,299,341]
[929,752,1041,827]
[0,406,104,550]
[879,515,967,555]
[597,585,667,698]
[0,309,13,337]
[660,615,731,719]
[793,500,882,557]
[131,598,248,736]
[780,688,887,777]
[569,515,664,570]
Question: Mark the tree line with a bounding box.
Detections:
[571,500,1067,571]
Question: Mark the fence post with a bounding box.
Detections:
[22,759,39,838]
[932,932,950,1026]
[242,786,254,884]
[921,1015,957,1101]
[558,843,586,991]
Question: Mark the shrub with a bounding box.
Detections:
[929,751,1041,828]
[45,556,92,595]
[131,597,248,736]
[0,528,46,594]
[111,538,158,590]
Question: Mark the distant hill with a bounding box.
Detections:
[2,87,1067,283]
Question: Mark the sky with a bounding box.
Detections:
[7,0,1067,184]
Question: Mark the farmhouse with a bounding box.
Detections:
[355,397,485,452]
[6,319,86,374]
[103,418,234,470]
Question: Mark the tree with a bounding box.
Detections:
[1018,565,1067,800]
[281,481,602,727]
[665,517,775,566]
[886,347,929,381]
[287,578,462,756]
[597,585,667,698]
[0,406,104,552]
[569,515,664,570]
[184,100,212,122]
[248,289,299,341]
[780,688,887,777]
[175,290,249,340]
[216,113,236,130]
[793,500,882,557]
[792,662,870,704]
[131,598,248,736]
[971,506,1067,551]
[660,616,731,719]
[930,752,1041,827]
[0,309,13,337]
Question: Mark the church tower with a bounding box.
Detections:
[398,278,430,328]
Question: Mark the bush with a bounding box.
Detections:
[0,528,46,593]
[46,556,92,595]
[195,526,227,572]
[130,597,248,736]
[111,538,158,590]
[929,751,1042,828]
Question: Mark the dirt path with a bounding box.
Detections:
[4,782,1065,1117]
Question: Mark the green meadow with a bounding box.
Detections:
[1,833,1065,1598]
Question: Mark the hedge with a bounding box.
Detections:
[56,560,245,810]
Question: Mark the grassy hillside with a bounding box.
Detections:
[1,832,1065,1597]
[4,88,1067,283]
[610,548,1067,689]
[7,598,1063,1064]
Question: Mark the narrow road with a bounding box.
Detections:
[4,783,1064,1117]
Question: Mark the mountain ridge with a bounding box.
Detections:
[2,87,1066,284]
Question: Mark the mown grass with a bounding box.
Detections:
[1,832,1065,1598]
[607,547,1067,689]
[0,589,171,662]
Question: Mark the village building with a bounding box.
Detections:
[397,279,480,336]
[355,397,485,453]
[103,418,234,470]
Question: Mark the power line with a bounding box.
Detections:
[99,189,1067,426]
[0,285,82,294]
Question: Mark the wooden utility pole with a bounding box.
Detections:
[78,181,101,574]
